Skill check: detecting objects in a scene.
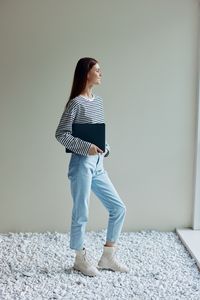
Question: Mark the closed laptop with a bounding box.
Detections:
[65,123,105,153]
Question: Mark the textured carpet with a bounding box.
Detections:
[0,229,200,299]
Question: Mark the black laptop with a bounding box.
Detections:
[65,123,105,153]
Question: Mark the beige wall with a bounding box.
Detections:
[0,0,199,233]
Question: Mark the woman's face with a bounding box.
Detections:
[87,63,102,85]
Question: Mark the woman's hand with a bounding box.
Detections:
[88,144,104,155]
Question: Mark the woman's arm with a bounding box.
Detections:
[55,101,92,156]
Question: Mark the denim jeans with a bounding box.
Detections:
[67,152,126,250]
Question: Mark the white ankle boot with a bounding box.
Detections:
[97,245,129,273]
[73,248,101,277]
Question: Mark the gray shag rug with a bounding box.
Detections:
[0,229,200,300]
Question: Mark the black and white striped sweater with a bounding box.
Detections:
[55,94,110,156]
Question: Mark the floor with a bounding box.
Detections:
[176,228,200,270]
[0,229,200,299]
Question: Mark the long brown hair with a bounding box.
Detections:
[64,57,98,110]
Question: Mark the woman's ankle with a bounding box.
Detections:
[104,242,115,247]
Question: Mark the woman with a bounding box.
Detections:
[55,57,129,277]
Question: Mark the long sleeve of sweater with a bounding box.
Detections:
[55,100,92,156]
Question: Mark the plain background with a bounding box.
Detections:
[0,0,199,233]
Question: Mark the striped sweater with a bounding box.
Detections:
[55,94,110,156]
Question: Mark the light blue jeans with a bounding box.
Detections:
[67,152,126,250]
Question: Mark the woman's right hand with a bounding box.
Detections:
[88,144,103,155]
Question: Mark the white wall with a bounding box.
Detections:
[0,0,199,233]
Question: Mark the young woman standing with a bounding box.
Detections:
[55,57,129,277]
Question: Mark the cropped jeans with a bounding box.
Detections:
[67,152,126,250]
